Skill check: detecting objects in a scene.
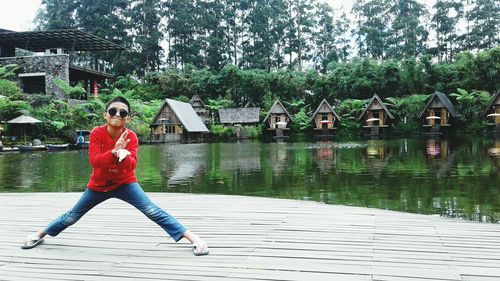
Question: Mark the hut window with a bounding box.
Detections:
[322,113,328,120]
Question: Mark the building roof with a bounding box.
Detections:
[152,99,208,133]
[483,90,500,116]
[310,99,341,122]
[262,100,293,124]
[190,94,206,108]
[219,107,261,124]
[357,94,395,120]
[418,91,459,118]
[0,29,125,52]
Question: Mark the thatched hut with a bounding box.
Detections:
[483,91,500,134]
[357,94,394,136]
[150,99,208,143]
[310,99,341,139]
[418,92,459,135]
[263,100,293,139]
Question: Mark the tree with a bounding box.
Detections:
[466,0,500,51]
[312,2,338,73]
[128,0,164,74]
[352,0,389,60]
[35,0,77,29]
[431,0,464,61]
[386,0,429,59]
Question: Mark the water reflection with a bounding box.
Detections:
[424,138,457,178]
[1,138,498,223]
[488,137,500,168]
[165,143,206,186]
[269,142,289,174]
[313,141,335,175]
[364,140,390,178]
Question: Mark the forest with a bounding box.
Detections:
[0,0,499,141]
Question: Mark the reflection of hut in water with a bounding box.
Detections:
[219,143,261,173]
[269,143,289,174]
[424,138,456,178]
[310,99,341,140]
[165,144,207,186]
[363,140,390,178]
[313,141,336,175]
[357,94,394,137]
[219,107,261,139]
[419,92,459,135]
[487,137,500,169]
[263,100,293,139]
[150,99,209,143]
[483,91,500,134]
[425,138,449,159]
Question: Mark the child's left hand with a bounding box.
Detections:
[117,149,131,162]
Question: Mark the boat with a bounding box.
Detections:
[46,144,70,152]
[18,145,47,153]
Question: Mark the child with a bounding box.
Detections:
[21,96,209,256]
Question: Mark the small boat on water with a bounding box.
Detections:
[18,145,47,153]
[69,141,89,150]
[46,144,70,152]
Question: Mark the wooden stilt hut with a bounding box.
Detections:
[263,100,293,139]
[150,99,208,143]
[310,99,341,139]
[357,94,394,137]
[483,90,500,134]
[190,94,209,123]
[418,92,459,135]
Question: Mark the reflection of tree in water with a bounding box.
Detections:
[363,140,390,178]
[424,138,456,178]
[313,141,336,175]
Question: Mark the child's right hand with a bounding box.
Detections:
[114,130,130,151]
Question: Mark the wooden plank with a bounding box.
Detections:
[1,193,500,281]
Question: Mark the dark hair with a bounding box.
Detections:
[105,96,131,114]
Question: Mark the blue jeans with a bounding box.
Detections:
[45,182,187,242]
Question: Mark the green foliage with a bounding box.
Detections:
[450,88,491,132]
[209,124,235,140]
[53,78,87,100]
[291,108,311,131]
[206,97,234,112]
[0,64,20,80]
[0,79,23,99]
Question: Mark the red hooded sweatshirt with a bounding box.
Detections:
[87,125,138,192]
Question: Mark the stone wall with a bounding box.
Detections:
[0,54,69,99]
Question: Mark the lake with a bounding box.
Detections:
[1,136,498,223]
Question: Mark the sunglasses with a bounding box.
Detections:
[107,107,129,118]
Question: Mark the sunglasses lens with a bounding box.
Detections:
[107,108,128,118]
[108,108,117,116]
[119,110,128,118]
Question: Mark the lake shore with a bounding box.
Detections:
[1,193,499,280]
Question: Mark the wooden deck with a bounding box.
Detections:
[1,193,499,281]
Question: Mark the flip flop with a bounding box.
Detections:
[21,236,44,249]
[193,244,209,256]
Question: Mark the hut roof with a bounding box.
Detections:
[357,94,394,120]
[190,94,206,108]
[310,99,341,122]
[151,99,208,133]
[483,90,500,116]
[418,91,459,118]
[219,107,261,124]
[262,100,293,124]
[0,29,125,52]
